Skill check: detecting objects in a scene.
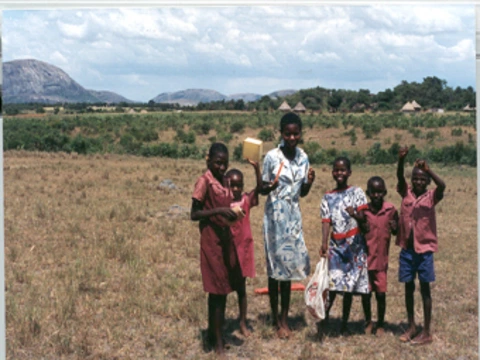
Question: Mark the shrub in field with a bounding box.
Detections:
[451,128,463,137]
[343,128,357,145]
[425,130,440,142]
[408,128,423,139]
[217,131,233,144]
[175,129,196,144]
[70,135,103,154]
[361,120,382,139]
[230,120,245,134]
[233,144,243,161]
[258,128,275,142]
[192,121,211,135]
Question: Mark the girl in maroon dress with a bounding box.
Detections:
[225,159,262,337]
[191,143,239,355]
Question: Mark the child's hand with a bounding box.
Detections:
[307,167,315,185]
[399,146,409,159]
[246,158,259,169]
[267,181,279,191]
[319,243,328,257]
[414,159,429,171]
[345,206,355,217]
[220,208,238,221]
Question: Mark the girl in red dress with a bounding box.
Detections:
[191,143,239,355]
[225,159,262,337]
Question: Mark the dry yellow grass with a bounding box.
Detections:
[4,150,477,359]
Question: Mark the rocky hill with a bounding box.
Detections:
[3,59,134,104]
[3,58,297,105]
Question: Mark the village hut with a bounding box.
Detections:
[140,109,148,114]
[411,100,422,111]
[278,101,292,112]
[400,102,415,113]
[463,104,475,112]
[127,108,136,114]
[293,102,307,113]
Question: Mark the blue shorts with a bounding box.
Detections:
[398,248,435,283]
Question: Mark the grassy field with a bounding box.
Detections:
[4,150,477,359]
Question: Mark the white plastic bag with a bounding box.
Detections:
[305,257,330,320]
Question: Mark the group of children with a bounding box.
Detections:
[191,112,446,355]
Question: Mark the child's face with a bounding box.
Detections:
[367,180,386,208]
[281,123,301,150]
[411,167,429,196]
[332,160,351,187]
[207,152,228,181]
[228,173,244,201]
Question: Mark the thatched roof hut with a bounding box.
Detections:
[401,102,415,113]
[411,100,421,111]
[293,102,306,113]
[278,101,292,112]
[463,104,475,112]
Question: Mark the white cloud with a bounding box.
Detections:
[2,5,475,101]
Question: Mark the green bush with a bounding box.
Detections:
[230,121,245,134]
[258,128,275,142]
[451,128,463,136]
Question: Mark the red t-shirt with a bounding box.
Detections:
[364,201,398,271]
[396,186,440,253]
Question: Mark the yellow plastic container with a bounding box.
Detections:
[242,137,263,162]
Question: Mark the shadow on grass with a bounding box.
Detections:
[310,318,422,341]
[257,312,309,331]
[199,318,246,354]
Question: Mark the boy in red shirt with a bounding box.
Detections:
[364,176,398,336]
[396,146,446,345]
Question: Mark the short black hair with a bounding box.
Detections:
[333,156,351,170]
[280,112,302,133]
[225,168,243,179]
[208,142,228,158]
[367,176,386,190]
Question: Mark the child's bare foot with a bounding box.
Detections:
[375,326,385,336]
[365,321,373,335]
[239,322,251,337]
[410,332,433,346]
[399,325,417,342]
[277,326,290,339]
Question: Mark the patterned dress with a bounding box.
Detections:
[320,186,369,293]
[262,145,310,281]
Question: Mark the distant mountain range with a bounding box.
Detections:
[3,59,297,105]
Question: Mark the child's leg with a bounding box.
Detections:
[279,280,291,334]
[326,291,336,320]
[236,277,250,336]
[268,277,279,328]
[411,251,434,345]
[208,293,227,354]
[341,293,353,334]
[410,282,433,345]
[375,292,386,329]
[361,293,373,334]
[399,281,417,341]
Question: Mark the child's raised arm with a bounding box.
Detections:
[246,158,262,194]
[397,146,408,196]
[415,159,446,203]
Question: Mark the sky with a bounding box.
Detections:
[2,5,476,102]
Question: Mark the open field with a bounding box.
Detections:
[5,150,477,359]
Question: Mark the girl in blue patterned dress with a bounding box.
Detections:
[262,112,316,338]
[319,156,371,335]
